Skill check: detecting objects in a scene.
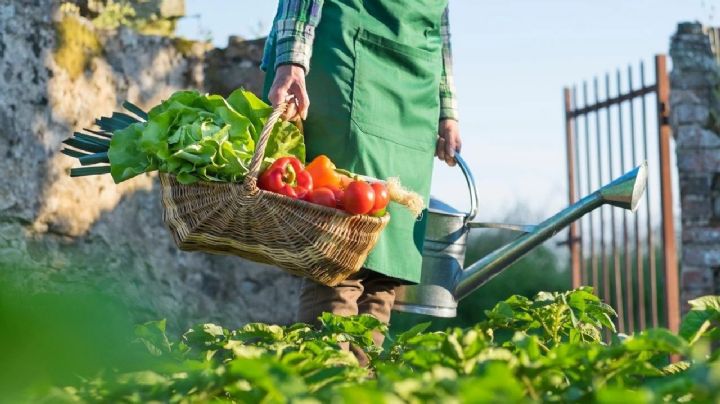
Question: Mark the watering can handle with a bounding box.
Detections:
[454,153,478,223]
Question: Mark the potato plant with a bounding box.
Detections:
[43,288,720,403]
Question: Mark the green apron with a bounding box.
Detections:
[264,0,447,283]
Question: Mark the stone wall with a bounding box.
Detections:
[669,22,720,305]
[0,1,299,334]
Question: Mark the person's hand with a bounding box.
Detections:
[268,64,309,121]
[436,118,461,166]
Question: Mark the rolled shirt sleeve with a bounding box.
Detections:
[261,0,324,74]
[439,6,459,121]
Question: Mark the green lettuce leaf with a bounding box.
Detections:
[107,88,304,184]
[107,122,154,183]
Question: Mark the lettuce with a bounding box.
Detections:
[107,89,305,184]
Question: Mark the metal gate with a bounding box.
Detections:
[563,55,680,334]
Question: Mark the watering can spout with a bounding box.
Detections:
[453,161,648,300]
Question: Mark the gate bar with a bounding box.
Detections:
[629,64,646,331]
[594,78,610,321]
[640,61,659,328]
[564,88,582,288]
[605,73,624,333]
[583,83,599,292]
[573,88,587,286]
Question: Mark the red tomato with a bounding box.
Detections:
[370,182,389,211]
[326,185,345,206]
[307,187,337,208]
[343,181,375,215]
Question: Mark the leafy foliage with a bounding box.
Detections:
[39,288,720,403]
[108,89,305,184]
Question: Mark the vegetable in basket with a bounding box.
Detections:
[257,154,399,217]
[62,89,423,218]
[258,156,313,198]
[61,88,305,185]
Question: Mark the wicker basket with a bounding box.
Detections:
[159,101,390,286]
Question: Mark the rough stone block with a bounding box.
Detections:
[681,195,713,222]
[681,266,715,290]
[670,72,718,89]
[677,22,703,35]
[676,150,720,172]
[672,104,710,126]
[158,0,184,18]
[683,226,720,243]
[683,245,720,267]
[680,174,712,195]
[675,126,720,149]
[670,89,704,106]
[204,37,267,97]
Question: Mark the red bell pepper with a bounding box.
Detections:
[258,156,313,198]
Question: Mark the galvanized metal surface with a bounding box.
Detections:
[393,153,647,317]
[455,163,646,301]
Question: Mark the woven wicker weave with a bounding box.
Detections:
[159,100,389,286]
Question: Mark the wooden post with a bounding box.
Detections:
[655,54,680,334]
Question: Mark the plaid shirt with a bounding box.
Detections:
[261,0,459,120]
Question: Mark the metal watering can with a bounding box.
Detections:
[393,155,648,318]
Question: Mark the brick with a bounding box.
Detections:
[683,245,720,267]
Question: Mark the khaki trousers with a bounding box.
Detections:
[296,268,401,347]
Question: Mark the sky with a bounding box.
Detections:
[177,0,714,223]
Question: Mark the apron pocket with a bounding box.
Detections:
[350,29,441,152]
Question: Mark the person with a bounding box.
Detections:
[261,0,461,350]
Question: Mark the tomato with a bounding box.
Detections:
[326,186,345,207]
[307,187,337,208]
[370,182,389,211]
[343,181,375,215]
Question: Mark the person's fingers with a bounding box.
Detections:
[446,134,457,164]
[283,99,298,121]
[436,136,447,161]
[435,137,444,158]
[298,80,310,120]
[445,136,456,157]
[269,85,288,106]
[268,76,292,106]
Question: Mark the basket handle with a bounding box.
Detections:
[244,96,293,188]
